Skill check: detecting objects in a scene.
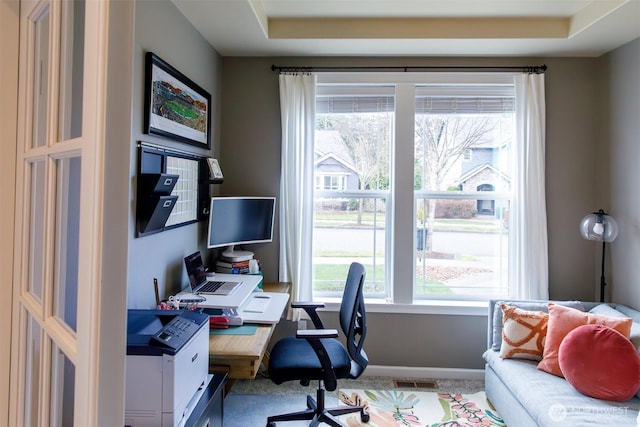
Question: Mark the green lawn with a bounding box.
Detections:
[312,263,453,294]
[311,212,498,294]
[314,213,503,233]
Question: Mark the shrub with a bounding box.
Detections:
[435,200,476,219]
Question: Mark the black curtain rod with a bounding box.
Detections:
[271,64,547,74]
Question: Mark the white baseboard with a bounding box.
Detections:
[362,365,485,381]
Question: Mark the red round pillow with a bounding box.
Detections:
[558,324,640,401]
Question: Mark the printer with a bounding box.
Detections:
[125,309,211,427]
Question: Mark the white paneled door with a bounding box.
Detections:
[11,0,109,425]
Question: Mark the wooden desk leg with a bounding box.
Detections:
[224,379,236,395]
[261,350,271,374]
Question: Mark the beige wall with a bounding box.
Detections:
[0,1,18,424]
[598,38,640,307]
[219,56,603,368]
[121,2,638,370]
[127,0,222,309]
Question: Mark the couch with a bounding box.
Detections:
[484,299,640,426]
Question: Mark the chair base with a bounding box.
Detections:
[266,386,369,427]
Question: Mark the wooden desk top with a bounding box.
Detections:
[208,281,289,379]
[262,281,290,293]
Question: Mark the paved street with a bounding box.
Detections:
[313,226,508,295]
[313,227,507,257]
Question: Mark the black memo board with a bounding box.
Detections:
[136,143,211,237]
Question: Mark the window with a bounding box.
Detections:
[313,85,393,298]
[312,74,515,303]
[315,174,348,191]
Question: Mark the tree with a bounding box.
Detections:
[317,113,391,224]
[415,115,499,252]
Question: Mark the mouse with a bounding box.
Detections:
[254,294,271,299]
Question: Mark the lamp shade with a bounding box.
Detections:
[580,209,619,242]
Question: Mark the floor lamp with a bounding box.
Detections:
[579,209,619,302]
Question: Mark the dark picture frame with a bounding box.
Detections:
[144,52,211,149]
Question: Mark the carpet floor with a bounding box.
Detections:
[224,376,487,427]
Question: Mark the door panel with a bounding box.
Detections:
[27,160,46,302]
[12,0,107,425]
[31,3,50,150]
[53,156,80,333]
[56,0,84,141]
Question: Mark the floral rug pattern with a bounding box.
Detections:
[337,389,506,427]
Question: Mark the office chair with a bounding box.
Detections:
[266,262,370,427]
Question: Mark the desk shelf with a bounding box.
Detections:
[208,282,290,380]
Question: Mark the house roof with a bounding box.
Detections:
[315,130,352,160]
[314,130,357,171]
[457,163,511,184]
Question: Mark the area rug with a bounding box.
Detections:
[337,389,505,427]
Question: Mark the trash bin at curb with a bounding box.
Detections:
[417,228,428,251]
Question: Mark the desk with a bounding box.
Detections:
[208,282,289,380]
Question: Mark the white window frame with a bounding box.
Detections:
[314,73,516,314]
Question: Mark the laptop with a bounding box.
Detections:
[184,251,242,295]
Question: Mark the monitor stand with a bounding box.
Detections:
[221,245,254,262]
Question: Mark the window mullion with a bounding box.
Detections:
[390,83,415,304]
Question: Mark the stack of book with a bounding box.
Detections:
[215,258,261,274]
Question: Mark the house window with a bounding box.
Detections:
[315,174,348,191]
[313,75,514,302]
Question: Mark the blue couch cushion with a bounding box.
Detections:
[484,349,640,425]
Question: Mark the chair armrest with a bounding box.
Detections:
[291,301,326,329]
[296,329,338,339]
[291,301,325,309]
[294,328,339,391]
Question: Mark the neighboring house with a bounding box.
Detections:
[314,130,360,191]
[458,143,511,215]
[315,129,512,215]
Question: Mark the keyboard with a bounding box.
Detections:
[244,296,271,313]
[196,281,225,293]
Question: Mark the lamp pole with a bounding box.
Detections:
[600,240,606,302]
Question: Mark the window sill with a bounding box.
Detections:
[316,298,488,316]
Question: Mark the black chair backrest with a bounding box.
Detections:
[339,262,368,377]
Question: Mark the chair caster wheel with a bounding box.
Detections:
[361,409,370,423]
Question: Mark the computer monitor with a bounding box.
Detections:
[207,196,276,261]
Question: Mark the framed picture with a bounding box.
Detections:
[144,52,211,149]
[207,158,224,180]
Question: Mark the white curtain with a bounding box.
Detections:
[509,73,549,300]
[278,73,316,319]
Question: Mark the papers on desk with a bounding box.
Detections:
[238,292,289,325]
[194,273,288,325]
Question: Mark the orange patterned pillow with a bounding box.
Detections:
[537,303,633,377]
[499,303,548,360]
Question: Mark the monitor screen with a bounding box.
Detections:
[207,197,276,255]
